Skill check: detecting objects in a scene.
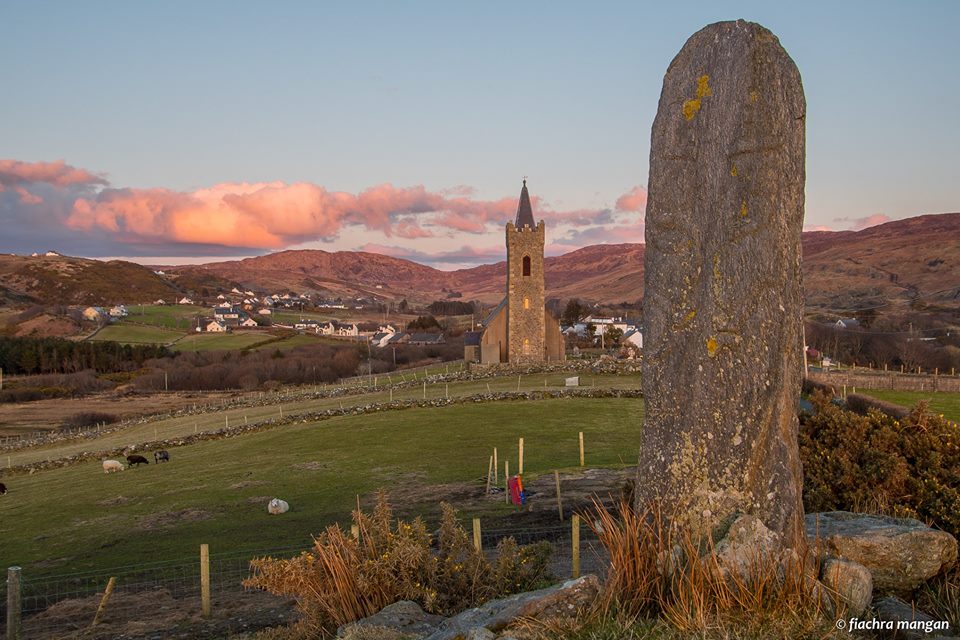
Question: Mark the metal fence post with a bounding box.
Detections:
[7,566,21,640]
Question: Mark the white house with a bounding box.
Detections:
[257,308,272,315]
[178,297,194,305]
[623,328,644,350]
[240,317,259,328]
[154,299,166,305]
[206,320,227,332]
[108,305,128,318]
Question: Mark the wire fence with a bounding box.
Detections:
[2,523,608,640]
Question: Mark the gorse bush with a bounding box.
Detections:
[799,392,960,537]
[244,493,552,636]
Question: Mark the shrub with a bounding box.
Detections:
[61,412,119,430]
[244,493,552,636]
[799,392,960,537]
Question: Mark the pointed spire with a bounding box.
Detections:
[515,178,535,228]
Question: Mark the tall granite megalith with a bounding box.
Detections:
[637,20,806,550]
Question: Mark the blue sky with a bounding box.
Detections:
[1,1,958,268]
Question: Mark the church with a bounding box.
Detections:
[465,181,566,364]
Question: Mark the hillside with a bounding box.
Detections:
[0,254,181,306]
[1,212,958,312]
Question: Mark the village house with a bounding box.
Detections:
[240,317,259,328]
[205,319,228,332]
[178,296,194,305]
[108,305,128,318]
[82,306,106,322]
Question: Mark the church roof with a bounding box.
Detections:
[515,179,535,229]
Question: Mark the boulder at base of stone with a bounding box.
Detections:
[874,597,956,640]
[338,600,446,639]
[424,575,599,640]
[820,557,872,617]
[806,512,958,593]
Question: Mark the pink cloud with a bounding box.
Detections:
[615,186,648,212]
[0,159,106,188]
[850,214,891,231]
[68,181,526,250]
[803,224,835,232]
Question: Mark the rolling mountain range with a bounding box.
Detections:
[1,213,958,314]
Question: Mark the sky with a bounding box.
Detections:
[2,1,958,269]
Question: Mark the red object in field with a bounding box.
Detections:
[508,475,525,506]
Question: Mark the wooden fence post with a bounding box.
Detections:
[572,515,581,579]
[472,518,482,553]
[200,544,211,618]
[579,432,585,467]
[6,566,21,640]
[518,438,524,475]
[90,576,116,627]
[505,461,510,504]
[554,470,563,521]
[493,447,498,485]
[485,456,493,494]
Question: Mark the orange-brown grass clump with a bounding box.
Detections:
[552,498,838,640]
[243,492,551,637]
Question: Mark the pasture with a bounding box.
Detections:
[89,323,186,345]
[856,388,960,423]
[0,396,643,578]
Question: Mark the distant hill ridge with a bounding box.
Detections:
[1,212,958,309]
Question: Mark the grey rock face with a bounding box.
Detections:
[820,557,872,617]
[806,511,959,593]
[423,575,599,640]
[637,19,806,549]
[874,597,956,639]
[338,600,446,639]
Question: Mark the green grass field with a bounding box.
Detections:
[89,323,187,345]
[0,397,642,578]
[170,331,277,352]
[121,304,208,329]
[855,388,960,423]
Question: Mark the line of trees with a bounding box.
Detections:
[0,337,171,375]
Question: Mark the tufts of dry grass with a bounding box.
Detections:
[243,491,552,637]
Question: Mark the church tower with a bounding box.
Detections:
[506,180,546,363]
[471,180,564,365]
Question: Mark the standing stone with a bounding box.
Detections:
[637,20,806,550]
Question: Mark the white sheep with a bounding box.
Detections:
[267,498,289,515]
[102,459,125,474]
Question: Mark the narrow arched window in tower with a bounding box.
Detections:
[522,255,531,276]
[523,338,530,355]
[524,297,530,310]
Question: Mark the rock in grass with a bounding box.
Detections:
[807,511,958,593]
[637,19,806,549]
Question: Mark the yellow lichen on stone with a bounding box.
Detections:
[731,164,738,177]
[707,336,719,357]
[683,75,712,120]
[739,201,748,218]
[685,309,696,322]
[696,75,712,98]
[749,89,759,102]
[683,99,701,120]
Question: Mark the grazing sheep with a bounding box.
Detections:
[102,460,125,473]
[0,482,7,495]
[154,450,170,463]
[267,498,289,515]
[126,454,149,467]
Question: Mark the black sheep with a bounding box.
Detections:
[126,454,149,467]
[154,450,170,463]
[0,482,6,495]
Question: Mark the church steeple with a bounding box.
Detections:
[514,179,535,229]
